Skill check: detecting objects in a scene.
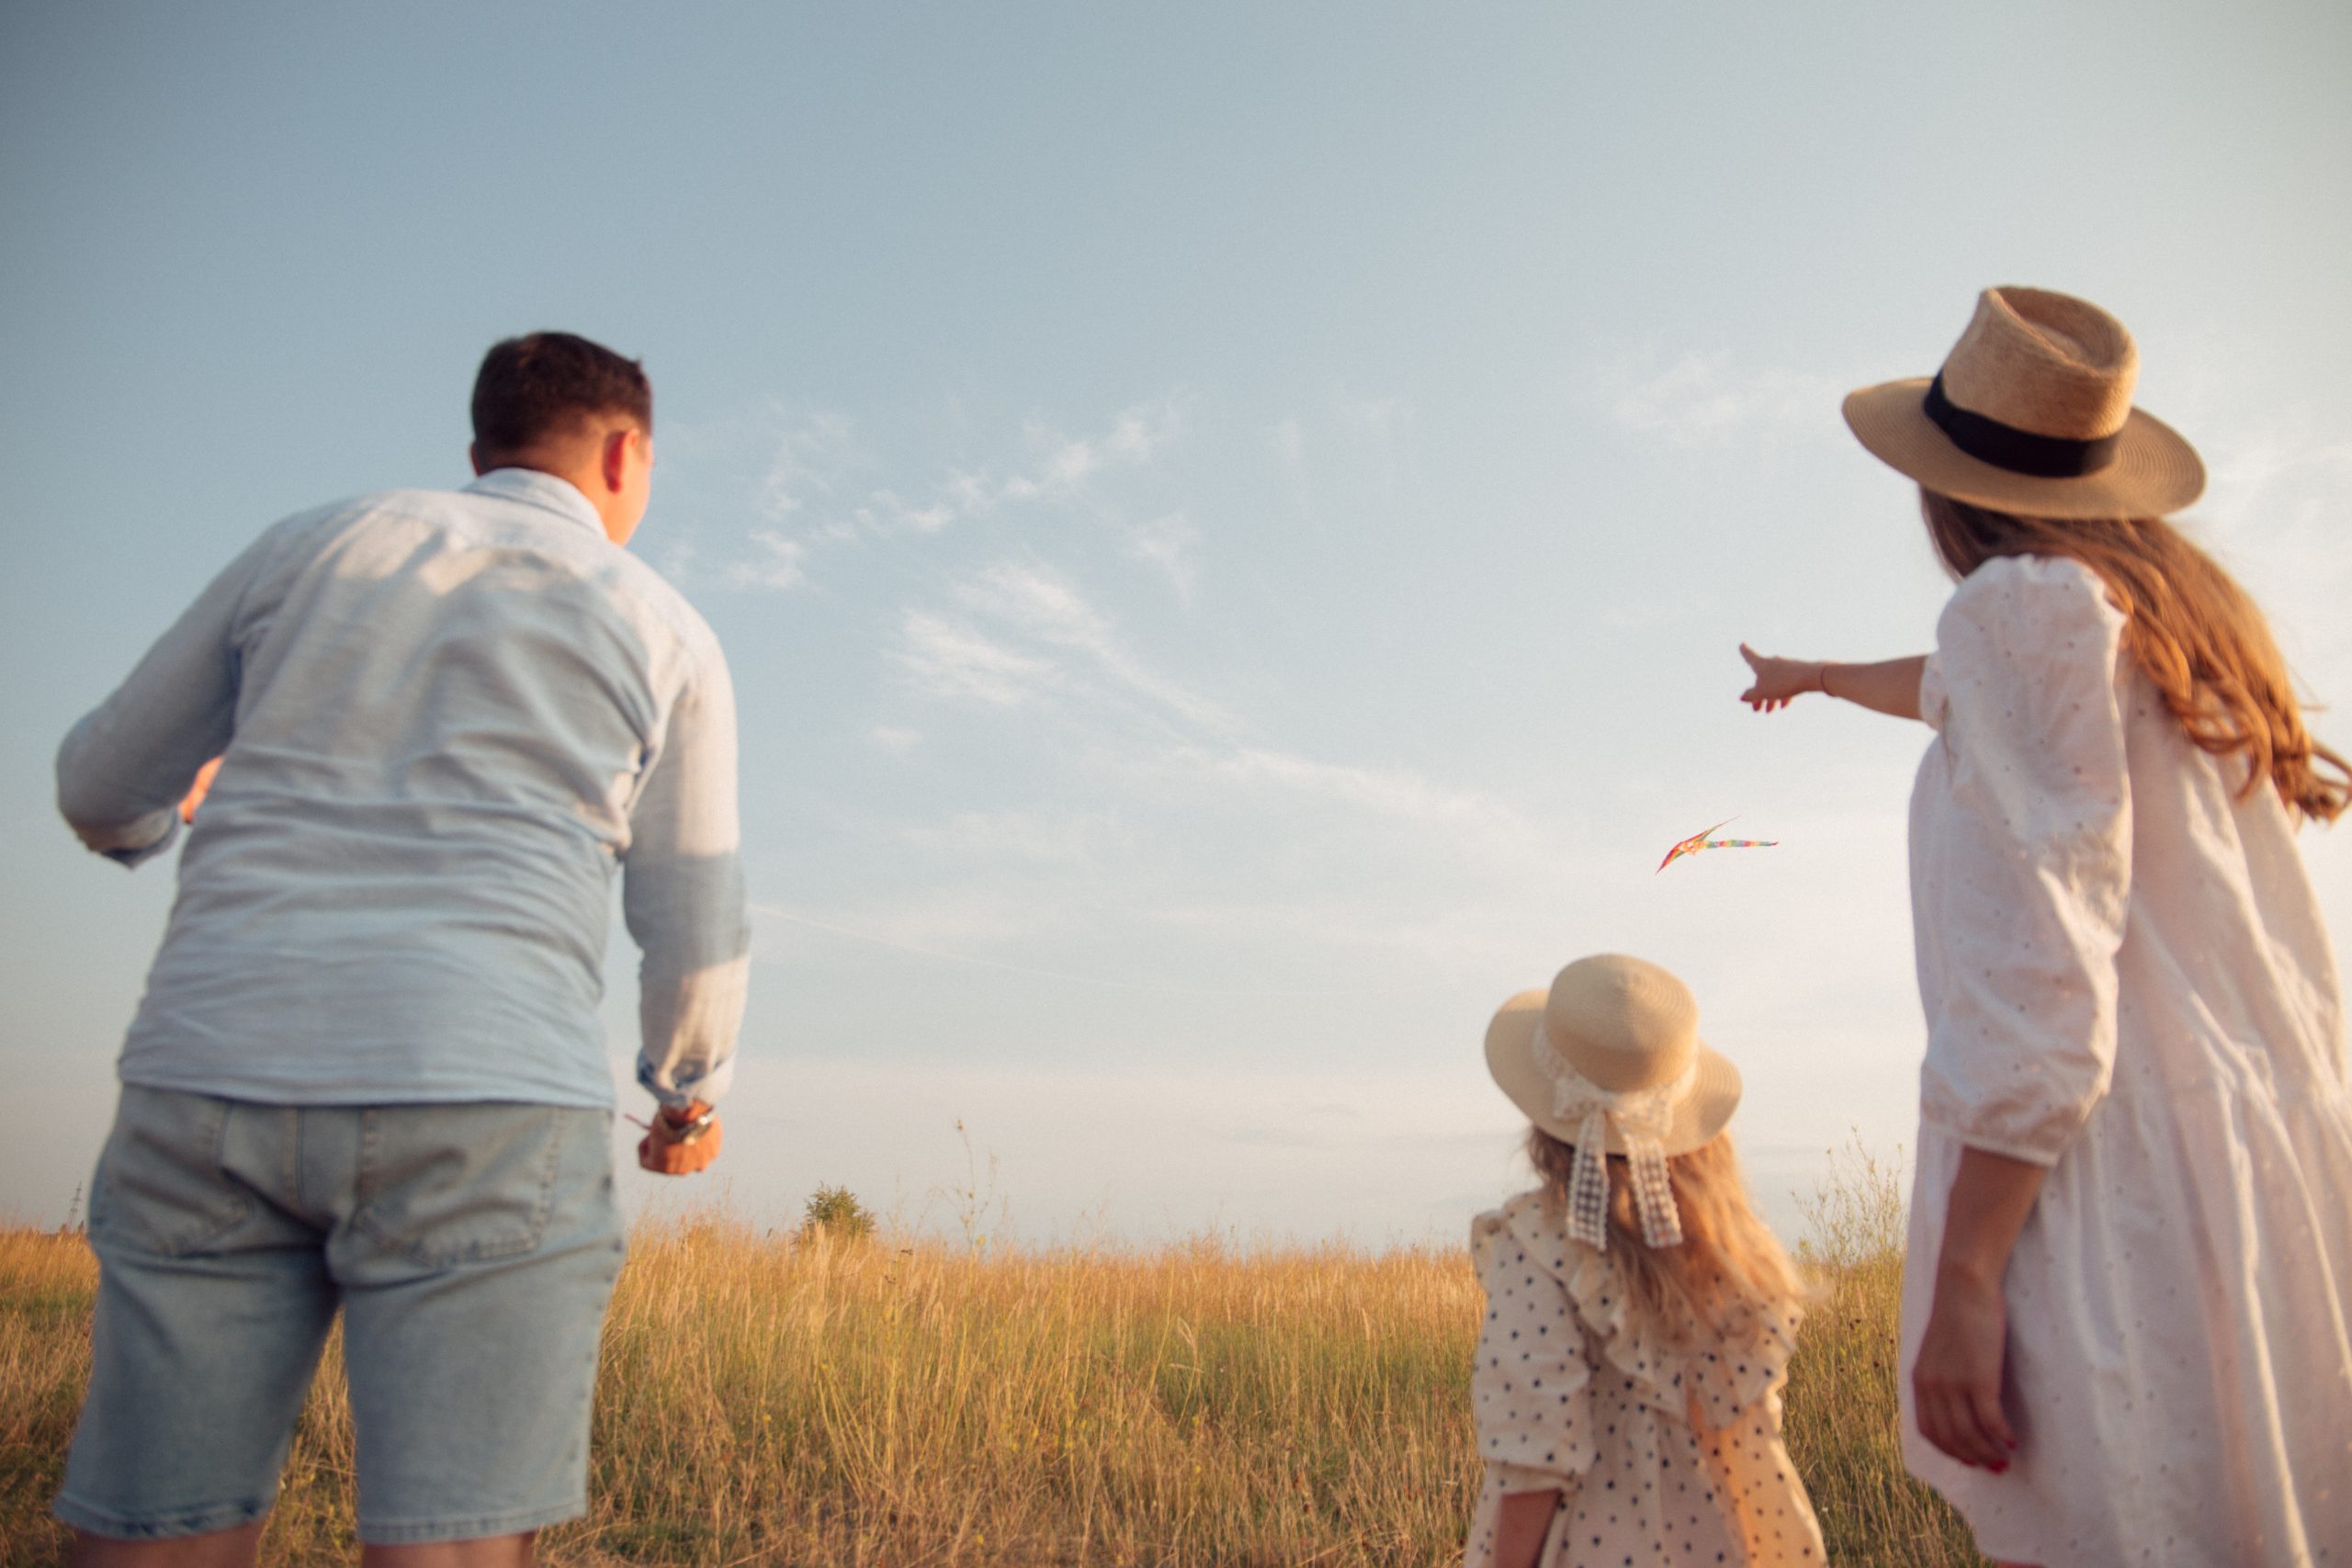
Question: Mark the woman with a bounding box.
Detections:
[1740,286,2352,1566]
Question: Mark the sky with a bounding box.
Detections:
[4,2,2349,1247]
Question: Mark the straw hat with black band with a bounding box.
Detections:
[1842,286,2205,519]
[1486,954,1742,1254]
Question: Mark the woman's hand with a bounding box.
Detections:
[1915,1145,2041,1472]
[1741,648,1931,722]
[1913,1269,2019,1472]
[1738,644,1824,712]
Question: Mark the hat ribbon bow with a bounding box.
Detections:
[1530,1030,1691,1252]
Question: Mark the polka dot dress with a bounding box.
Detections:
[1905,555,2352,1565]
[1462,1194,1824,1567]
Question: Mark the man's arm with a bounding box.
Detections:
[57,535,273,866]
[622,640,751,1143]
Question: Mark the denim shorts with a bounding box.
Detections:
[55,1085,625,1545]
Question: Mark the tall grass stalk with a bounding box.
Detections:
[1784,1144,1985,1567]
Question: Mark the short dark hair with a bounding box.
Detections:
[470,332,653,456]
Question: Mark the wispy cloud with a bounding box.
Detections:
[954,561,1234,734]
[1265,416,1315,525]
[900,809,1132,868]
[1602,352,1843,446]
[719,396,1190,591]
[957,396,1188,512]
[750,890,1093,959]
[1139,894,1516,964]
[756,406,862,520]
[1161,743,1543,863]
[896,559,1547,870]
[2196,424,2352,671]
[725,529,808,591]
[895,611,1062,707]
[1267,417,1306,468]
[738,385,1576,987]
[1335,391,1410,445]
[2202,429,2352,519]
[862,489,956,535]
[1125,512,1201,603]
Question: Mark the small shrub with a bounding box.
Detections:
[798,1184,876,1244]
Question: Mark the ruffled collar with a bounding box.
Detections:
[1477,1190,1801,1427]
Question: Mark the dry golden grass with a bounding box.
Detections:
[1781,1146,1985,1568]
[1,1157,1983,1567]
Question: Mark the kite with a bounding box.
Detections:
[1657,818,1780,873]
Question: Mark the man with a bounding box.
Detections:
[52,333,748,1567]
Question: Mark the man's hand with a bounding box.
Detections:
[1738,644,1824,712]
[637,1100,723,1176]
[180,757,224,823]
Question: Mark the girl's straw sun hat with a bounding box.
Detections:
[1842,285,2205,520]
[1486,954,1742,1249]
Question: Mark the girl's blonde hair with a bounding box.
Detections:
[1526,1126,1802,1342]
[1920,490,2350,823]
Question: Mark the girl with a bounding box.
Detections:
[1741,286,2352,1565]
[1465,953,1824,1567]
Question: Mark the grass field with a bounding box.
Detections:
[0,1152,1984,1567]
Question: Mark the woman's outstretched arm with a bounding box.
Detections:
[1739,645,1928,721]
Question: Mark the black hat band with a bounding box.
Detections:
[1924,372,2124,479]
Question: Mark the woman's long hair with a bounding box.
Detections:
[1526,1127,1803,1343]
[1921,490,2351,822]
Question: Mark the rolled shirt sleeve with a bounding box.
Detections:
[1468,1211,1596,1490]
[55,517,314,867]
[1912,554,2133,1166]
[623,632,750,1110]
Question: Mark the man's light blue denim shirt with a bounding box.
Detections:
[56,468,747,1111]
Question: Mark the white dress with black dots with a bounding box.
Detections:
[1905,554,2352,1566]
[1463,1192,1824,1567]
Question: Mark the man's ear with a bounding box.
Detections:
[599,426,636,493]
[469,442,486,477]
